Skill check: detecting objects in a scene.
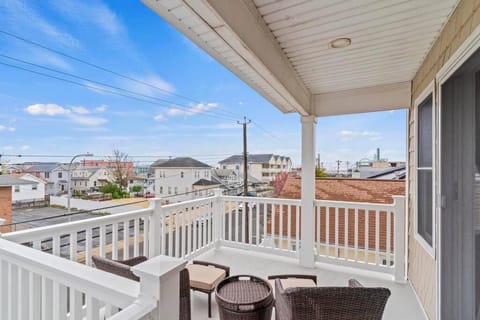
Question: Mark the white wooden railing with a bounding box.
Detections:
[1,193,405,319]
[0,237,138,319]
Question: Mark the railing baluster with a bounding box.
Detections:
[112,223,118,260]
[30,272,41,320]
[365,210,369,264]
[123,220,129,260]
[248,203,253,245]
[334,207,339,258]
[53,282,67,320]
[354,209,359,262]
[375,210,380,265]
[19,267,29,320]
[0,261,8,319]
[263,203,267,246]
[186,209,191,256]
[99,225,106,258]
[85,229,92,266]
[242,202,246,243]
[326,207,330,257]
[202,205,207,248]
[70,232,77,262]
[86,295,100,320]
[70,289,83,320]
[168,211,173,257]
[208,201,213,244]
[279,204,283,250]
[193,206,198,252]
[134,219,140,257]
[52,235,60,256]
[295,204,300,251]
[344,208,349,261]
[386,210,392,267]
[228,200,232,242]
[175,212,180,258]
[181,211,186,258]
[235,202,239,243]
[42,277,53,320]
[315,205,320,255]
[256,202,260,245]
[271,204,276,249]
[143,216,149,257]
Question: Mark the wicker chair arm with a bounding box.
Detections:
[192,260,230,277]
[348,278,363,288]
[118,256,148,266]
[92,256,140,281]
[268,274,317,284]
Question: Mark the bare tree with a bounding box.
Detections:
[108,149,130,190]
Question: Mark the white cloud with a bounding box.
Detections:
[338,130,382,141]
[154,114,166,122]
[25,104,71,116]
[20,145,30,151]
[3,146,13,151]
[71,106,90,114]
[24,103,107,126]
[0,124,15,132]
[121,75,175,98]
[168,102,218,117]
[68,114,107,126]
[95,105,108,113]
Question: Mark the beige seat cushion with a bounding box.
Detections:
[187,264,226,291]
[269,278,316,297]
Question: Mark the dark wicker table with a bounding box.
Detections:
[215,275,274,320]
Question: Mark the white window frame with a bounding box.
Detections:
[414,80,436,257]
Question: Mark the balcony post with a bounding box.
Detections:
[148,199,163,258]
[300,115,317,268]
[213,188,223,250]
[132,255,187,320]
[393,195,406,282]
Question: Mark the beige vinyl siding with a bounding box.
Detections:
[408,0,480,318]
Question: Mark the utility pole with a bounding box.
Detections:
[336,160,342,176]
[238,117,251,243]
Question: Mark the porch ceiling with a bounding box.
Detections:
[142,0,458,116]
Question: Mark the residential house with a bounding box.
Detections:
[219,154,291,183]
[82,159,134,178]
[127,176,147,196]
[49,164,69,195]
[151,157,212,202]
[192,178,222,198]
[71,167,115,194]
[6,173,46,204]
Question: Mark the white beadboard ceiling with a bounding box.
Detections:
[142,0,458,115]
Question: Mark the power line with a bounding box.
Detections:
[0,29,244,120]
[0,58,238,122]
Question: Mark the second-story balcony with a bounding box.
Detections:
[0,193,422,319]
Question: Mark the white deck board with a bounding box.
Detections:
[190,247,426,320]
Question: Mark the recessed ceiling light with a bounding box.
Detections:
[329,38,352,49]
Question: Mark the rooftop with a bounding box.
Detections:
[219,154,290,164]
[0,175,34,186]
[152,157,211,168]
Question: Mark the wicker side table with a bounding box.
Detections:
[215,275,274,320]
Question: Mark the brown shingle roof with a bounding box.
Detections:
[279,177,405,204]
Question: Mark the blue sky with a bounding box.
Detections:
[0,0,406,169]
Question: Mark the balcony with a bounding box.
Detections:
[0,194,421,319]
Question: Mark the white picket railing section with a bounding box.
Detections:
[1,193,405,319]
[314,195,405,277]
[220,196,301,258]
[0,237,138,319]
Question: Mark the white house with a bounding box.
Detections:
[218,154,292,183]
[152,157,212,203]
[48,164,69,195]
[7,173,46,203]
[71,167,115,193]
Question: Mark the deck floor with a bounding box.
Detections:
[190,247,425,320]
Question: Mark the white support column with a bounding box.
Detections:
[300,115,317,268]
[393,195,406,283]
[148,199,162,258]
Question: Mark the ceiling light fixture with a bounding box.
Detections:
[329,37,352,49]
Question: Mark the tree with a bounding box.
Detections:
[315,167,328,178]
[100,182,128,199]
[130,185,142,196]
[108,149,130,190]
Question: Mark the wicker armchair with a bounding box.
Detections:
[92,255,148,281]
[274,278,391,320]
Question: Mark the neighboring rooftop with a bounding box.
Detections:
[357,165,406,179]
[280,176,405,204]
[152,157,210,168]
[192,179,221,186]
[219,154,290,164]
[0,176,35,186]
[23,162,60,173]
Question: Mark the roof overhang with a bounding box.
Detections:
[142,0,457,117]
